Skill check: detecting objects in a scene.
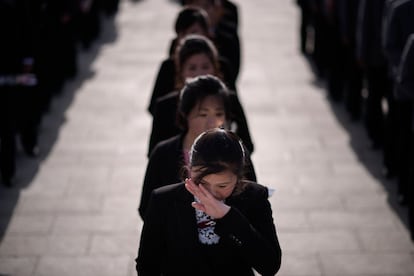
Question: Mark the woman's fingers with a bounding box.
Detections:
[184,180,208,212]
[198,183,214,200]
[184,178,197,194]
[185,179,199,196]
[191,201,206,212]
[185,178,230,218]
[185,178,209,199]
[185,178,227,216]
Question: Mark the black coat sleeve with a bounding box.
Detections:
[244,149,257,182]
[136,191,165,275]
[229,92,254,154]
[147,94,180,157]
[214,186,282,275]
[396,34,414,100]
[147,59,175,115]
[139,146,165,219]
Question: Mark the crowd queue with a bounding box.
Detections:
[0,0,283,274]
[137,0,282,274]
[3,0,413,275]
[296,0,414,240]
[0,0,120,187]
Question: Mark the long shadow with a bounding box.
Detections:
[325,97,410,229]
[0,13,118,243]
[303,56,410,233]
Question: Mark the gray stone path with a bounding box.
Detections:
[1,0,414,275]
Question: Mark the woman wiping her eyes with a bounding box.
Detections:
[136,128,282,275]
[139,75,257,219]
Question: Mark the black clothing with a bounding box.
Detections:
[147,55,236,116]
[222,0,239,30]
[382,0,414,207]
[147,91,179,156]
[147,90,254,156]
[147,59,175,116]
[383,0,414,76]
[396,34,414,100]
[213,19,241,81]
[0,0,42,184]
[296,0,314,54]
[337,0,363,119]
[395,34,414,240]
[136,182,282,276]
[356,0,390,147]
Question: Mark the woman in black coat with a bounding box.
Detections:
[184,0,241,79]
[147,5,236,116]
[136,128,282,275]
[140,75,256,219]
[148,34,253,156]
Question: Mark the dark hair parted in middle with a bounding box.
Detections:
[176,74,231,131]
[190,128,247,194]
[174,6,210,35]
[174,34,222,89]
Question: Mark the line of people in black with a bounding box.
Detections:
[141,1,252,216]
[137,0,282,274]
[296,0,414,240]
[0,0,120,187]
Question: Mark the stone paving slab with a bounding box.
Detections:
[1,0,414,275]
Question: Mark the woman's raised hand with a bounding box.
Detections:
[185,178,230,219]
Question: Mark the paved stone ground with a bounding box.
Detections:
[1,0,414,275]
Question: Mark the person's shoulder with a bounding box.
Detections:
[146,183,187,213]
[223,0,238,9]
[151,134,182,154]
[160,57,174,69]
[392,0,413,12]
[152,182,186,199]
[241,181,269,198]
[152,90,180,119]
[156,91,180,107]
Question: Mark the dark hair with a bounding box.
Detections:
[184,0,223,27]
[174,34,222,89]
[189,128,247,194]
[184,0,221,7]
[175,6,210,35]
[176,75,230,131]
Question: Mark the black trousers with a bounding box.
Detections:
[0,85,40,182]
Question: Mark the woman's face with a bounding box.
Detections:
[181,53,215,81]
[191,169,237,200]
[187,95,225,139]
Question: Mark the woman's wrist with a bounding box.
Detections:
[215,204,231,219]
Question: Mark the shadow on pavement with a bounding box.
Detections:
[0,14,118,243]
[325,96,410,231]
[301,51,410,235]
[303,68,411,235]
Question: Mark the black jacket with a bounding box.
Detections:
[383,0,414,76]
[396,34,414,100]
[136,182,282,276]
